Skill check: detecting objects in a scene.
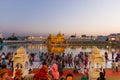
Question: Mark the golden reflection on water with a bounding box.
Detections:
[26,43,120,54]
[28,44,64,53]
[47,46,64,53]
[28,44,46,50]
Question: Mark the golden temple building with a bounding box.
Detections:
[47,33,64,44]
[47,33,65,53]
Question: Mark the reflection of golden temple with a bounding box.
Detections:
[48,46,64,53]
[12,47,30,78]
[28,44,45,50]
[91,46,105,79]
[47,33,64,45]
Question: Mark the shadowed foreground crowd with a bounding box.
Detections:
[2,49,120,80]
[0,51,90,80]
[0,62,88,80]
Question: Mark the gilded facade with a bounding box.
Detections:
[47,33,64,44]
[47,33,65,53]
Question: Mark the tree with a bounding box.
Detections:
[7,36,18,40]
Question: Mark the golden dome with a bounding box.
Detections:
[16,47,26,54]
[57,32,62,36]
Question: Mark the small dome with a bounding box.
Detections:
[92,46,100,54]
[16,47,26,54]
[57,32,62,36]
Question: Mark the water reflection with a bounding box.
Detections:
[47,46,64,53]
[28,44,45,50]
[1,43,119,54]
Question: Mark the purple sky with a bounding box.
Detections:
[0,0,120,37]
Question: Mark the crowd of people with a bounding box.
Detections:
[0,51,90,80]
[0,49,120,80]
[38,51,90,80]
[111,51,120,72]
[39,52,89,72]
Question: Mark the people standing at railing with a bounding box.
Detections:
[97,70,106,80]
[58,60,64,76]
[104,52,108,62]
[39,52,43,62]
[112,51,115,60]
[111,60,116,72]
[85,57,88,68]
[112,49,115,60]
[118,61,120,71]
[29,56,33,66]
[1,52,6,64]
[116,61,118,72]
[30,53,35,61]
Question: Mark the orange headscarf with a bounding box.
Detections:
[15,69,22,80]
[34,65,50,80]
[0,69,8,78]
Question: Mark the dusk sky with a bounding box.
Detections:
[0,0,120,36]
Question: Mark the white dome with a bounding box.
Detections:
[16,47,26,54]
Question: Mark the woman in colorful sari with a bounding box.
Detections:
[51,63,59,80]
[34,61,50,80]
